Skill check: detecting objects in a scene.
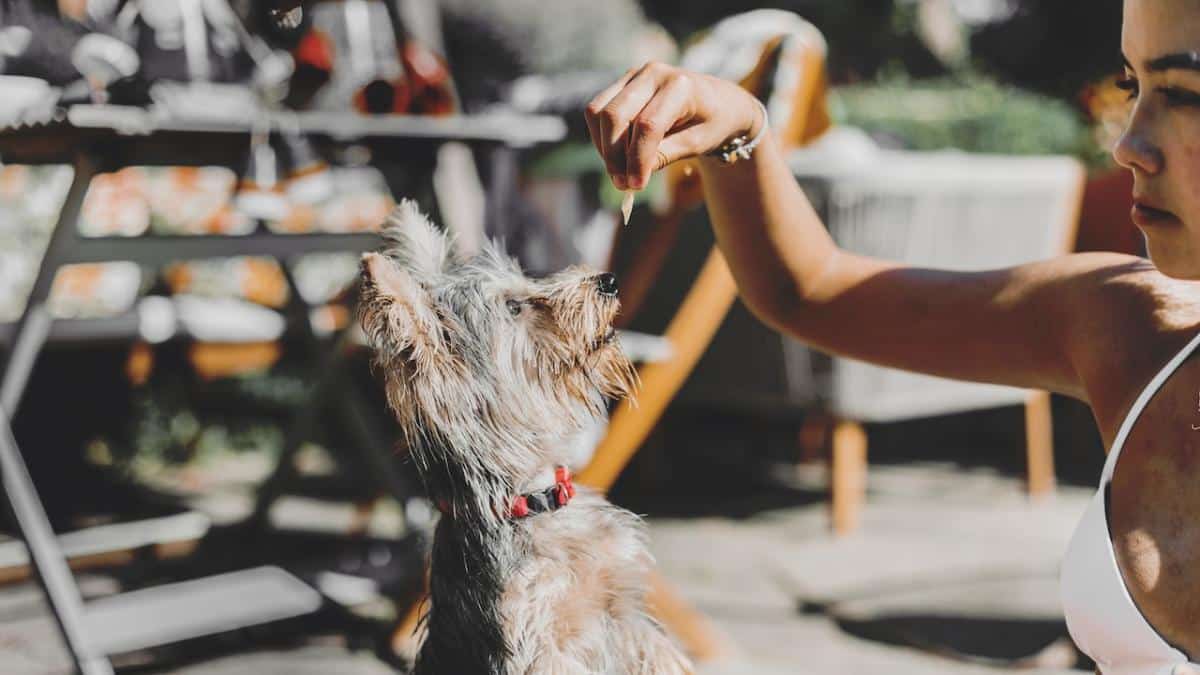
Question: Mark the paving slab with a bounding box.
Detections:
[0,462,1094,673]
[648,462,1093,675]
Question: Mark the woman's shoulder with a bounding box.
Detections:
[1060,252,1200,438]
[1069,251,1200,337]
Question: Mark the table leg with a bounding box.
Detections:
[0,404,113,674]
[1,153,95,415]
[0,152,114,673]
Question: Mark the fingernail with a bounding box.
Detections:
[614,175,627,190]
[628,176,645,190]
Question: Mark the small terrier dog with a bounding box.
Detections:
[359,202,691,675]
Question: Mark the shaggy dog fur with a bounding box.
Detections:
[359,201,691,675]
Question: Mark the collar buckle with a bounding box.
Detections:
[509,466,574,519]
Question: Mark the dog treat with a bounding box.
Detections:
[620,190,634,226]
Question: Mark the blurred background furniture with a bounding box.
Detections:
[575,10,831,664]
[0,102,564,675]
[674,147,1086,534]
[573,8,1086,539]
[581,9,832,489]
[0,0,1137,671]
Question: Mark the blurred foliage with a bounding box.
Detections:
[831,72,1107,166]
[969,0,1123,100]
[442,0,645,75]
[123,367,313,469]
[642,1,1122,96]
[441,0,646,109]
[524,142,606,179]
[524,142,666,212]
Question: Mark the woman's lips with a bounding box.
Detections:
[1132,201,1180,227]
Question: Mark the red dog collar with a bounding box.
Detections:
[509,466,576,519]
[435,466,576,520]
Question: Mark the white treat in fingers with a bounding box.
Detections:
[621,190,634,226]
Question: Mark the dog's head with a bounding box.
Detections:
[359,201,636,519]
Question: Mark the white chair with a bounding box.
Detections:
[680,144,1086,534]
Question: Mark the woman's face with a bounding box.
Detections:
[1118,0,1200,278]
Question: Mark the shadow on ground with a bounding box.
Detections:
[828,612,1094,671]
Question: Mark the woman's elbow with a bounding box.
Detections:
[740,282,807,338]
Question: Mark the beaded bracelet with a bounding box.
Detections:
[708,98,770,165]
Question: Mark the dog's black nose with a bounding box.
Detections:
[596,273,619,297]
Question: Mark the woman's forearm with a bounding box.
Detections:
[696,135,840,329]
[585,61,1088,397]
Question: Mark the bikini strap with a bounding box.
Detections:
[1101,329,1200,485]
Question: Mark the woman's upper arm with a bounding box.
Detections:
[763,250,1154,401]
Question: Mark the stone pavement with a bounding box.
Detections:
[650,462,1093,675]
[0,461,1093,674]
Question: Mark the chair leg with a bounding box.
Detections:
[390,569,429,663]
[1024,390,1056,498]
[797,410,833,464]
[830,419,867,536]
[347,497,379,538]
[646,568,738,664]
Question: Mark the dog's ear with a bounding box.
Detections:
[360,252,448,363]
[380,199,455,279]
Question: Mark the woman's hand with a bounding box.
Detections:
[584,61,765,191]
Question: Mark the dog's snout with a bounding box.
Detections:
[596,273,619,297]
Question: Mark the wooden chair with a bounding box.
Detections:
[681,150,1086,535]
[585,17,1085,547]
[578,9,831,663]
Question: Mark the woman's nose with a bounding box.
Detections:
[1113,109,1165,175]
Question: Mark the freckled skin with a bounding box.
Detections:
[1110,354,1200,657]
[1083,0,1200,660]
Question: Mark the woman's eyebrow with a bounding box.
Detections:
[1145,52,1200,73]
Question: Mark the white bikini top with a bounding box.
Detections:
[1061,330,1200,675]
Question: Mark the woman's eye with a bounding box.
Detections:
[1162,86,1200,107]
[506,299,523,316]
[1115,76,1139,102]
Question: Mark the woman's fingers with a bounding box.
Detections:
[586,63,673,188]
[624,76,693,189]
[596,70,664,187]
[585,67,637,160]
[587,63,761,189]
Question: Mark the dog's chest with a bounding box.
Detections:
[497,498,654,669]
[420,494,690,674]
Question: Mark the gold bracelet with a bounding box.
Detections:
[708,98,769,165]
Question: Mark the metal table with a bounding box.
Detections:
[0,104,565,674]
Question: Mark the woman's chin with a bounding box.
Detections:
[1146,239,1200,280]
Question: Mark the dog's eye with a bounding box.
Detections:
[506,299,523,316]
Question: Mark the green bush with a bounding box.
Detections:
[831,74,1106,165]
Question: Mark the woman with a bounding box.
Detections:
[586,2,1200,673]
